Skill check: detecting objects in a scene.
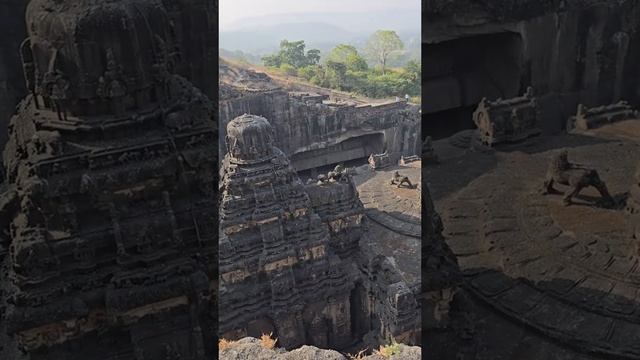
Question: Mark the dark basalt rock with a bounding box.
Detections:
[219,115,421,351]
[219,114,355,350]
[422,179,461,330]
[0,0,28,150]
[473,87,541,147]
[0,0,217,358]
[218,61,421,173]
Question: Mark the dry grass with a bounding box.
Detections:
[259,332,278,349]
[218,338,235,351]
[347,348,368,359]
[374,340,402,358]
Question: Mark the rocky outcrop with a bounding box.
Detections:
[219,61,421,172]
[219,337,421,360]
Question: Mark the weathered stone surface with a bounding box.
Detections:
[424,1,640,134]
[473,87,541,146]
[219,115,355,350]
[0,0,217,358]
[568,101,640,132]
[438,134,640,358]
[219,57,423,351]
[219,115,421,352]
[219,61,420,172]
[219,337,421,360]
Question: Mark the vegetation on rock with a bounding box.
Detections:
[261,32,420,99]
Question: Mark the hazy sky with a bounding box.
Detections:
[220,0,420,30]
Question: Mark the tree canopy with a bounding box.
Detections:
[364,30,404,74]
[261,40,321,69]
[325,44,368,72]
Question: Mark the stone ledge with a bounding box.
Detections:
[219,337,422,360]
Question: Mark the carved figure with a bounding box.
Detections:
[542,149,614,206]
[390,171,414,188]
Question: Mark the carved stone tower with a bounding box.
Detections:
[219,114,354,350]
[0,0,217,359]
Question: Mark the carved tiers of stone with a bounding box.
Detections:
[473,86,541,146]
[0,0,217,358]
[568,101,640,132]
[305,178,364,259]
[364,256,420,345]
[219,115,355,350]
[368,152,392,170]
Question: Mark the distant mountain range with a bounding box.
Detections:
[220,10,420,58]
[220,22,360,55]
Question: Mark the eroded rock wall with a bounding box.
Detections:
[423,0,640,133]
[219,62,421,172]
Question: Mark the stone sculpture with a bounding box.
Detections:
[542,149,613,206]
[473,86,541,146]
[567,101,640,132]
[390,171,414,188]
[0,0,217,359]
[369,152,392,170]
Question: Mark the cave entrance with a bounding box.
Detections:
[292,132,384,174]
[423,31,524,139]
[422,105,476,140]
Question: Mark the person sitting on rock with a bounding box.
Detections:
[542,149,614,206]
[390,171,413,188]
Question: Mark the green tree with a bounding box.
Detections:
[306,49,321,66]
[280,63,298,76]
[261,54,281,67]
[262,40,321,68]
[364,30,404,74]
[297,65,318,80]
[326,44,368,71]
[403,60,421,82]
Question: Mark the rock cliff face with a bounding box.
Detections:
[219,61,421,172]
[219,337,422,360]
[423,0,640,136]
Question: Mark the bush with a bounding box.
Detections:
[279,63,297,76]
[259,333,277,349]
[297,65,317,80]
[374,340,402,358]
